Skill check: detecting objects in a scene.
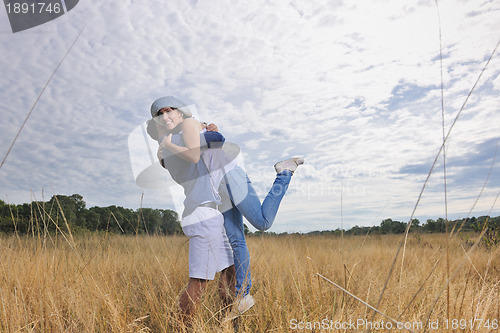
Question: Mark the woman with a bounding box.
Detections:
[150,96,304,317]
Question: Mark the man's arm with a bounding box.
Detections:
[161,118,201,164]
[156,120,224,167]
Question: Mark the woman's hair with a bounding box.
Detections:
[146,119,160,141]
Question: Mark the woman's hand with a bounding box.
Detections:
[206,123,218,132]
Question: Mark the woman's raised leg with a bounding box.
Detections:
[225,165,293,231]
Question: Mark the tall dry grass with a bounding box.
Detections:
[0,232,498,332]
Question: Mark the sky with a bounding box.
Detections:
[0,0,499,233]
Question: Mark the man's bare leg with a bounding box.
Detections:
[219,265,236,312]
[179,278,207,326]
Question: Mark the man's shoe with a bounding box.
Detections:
[274,157,304,174]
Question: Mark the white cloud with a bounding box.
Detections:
[1,0,499,231]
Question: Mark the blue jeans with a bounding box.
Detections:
[221,165,292,296]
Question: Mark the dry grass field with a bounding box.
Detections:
[0,232,498,332]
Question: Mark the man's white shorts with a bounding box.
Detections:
[182,207,234,280]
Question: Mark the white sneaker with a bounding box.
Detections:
[274,157,304,174]
[225,294,255,322]
[236,294,255,314]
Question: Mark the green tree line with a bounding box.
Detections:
[253,216,500,244]
[2,194,498,245]
[345,216,500,235]
[0,194,181,235]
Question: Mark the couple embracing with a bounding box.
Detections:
[147,96,304,325]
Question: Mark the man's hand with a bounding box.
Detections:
[160,133,173,148]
